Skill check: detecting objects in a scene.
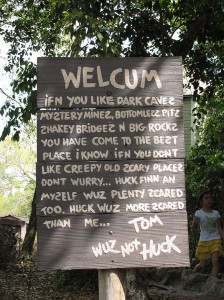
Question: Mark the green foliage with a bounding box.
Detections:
[44,270,98,292]
[0,225,19,269]
[0,0,224,266]
[0,122,36,216]
[185,86,224,261]
[0,0,223,139]
[186,87,224,199]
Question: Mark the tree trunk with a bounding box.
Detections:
[21,189,37,258]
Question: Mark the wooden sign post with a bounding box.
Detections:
[36,57,189,298]
[98,269,126,300]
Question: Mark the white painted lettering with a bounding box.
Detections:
[140,235,181,260]
[128,215,163,233]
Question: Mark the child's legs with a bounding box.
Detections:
[193,259,206,273]
[211,251,220,278]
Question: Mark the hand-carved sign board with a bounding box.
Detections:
[37,108,185,162]
[36,57,190,270]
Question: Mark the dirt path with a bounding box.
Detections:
[0,263,223,299]
[0,263,98,300]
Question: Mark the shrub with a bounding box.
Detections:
[0,225,19,269]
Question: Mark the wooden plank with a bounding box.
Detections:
[37,107,185,161]
[36,56,189,271]
[36,159,186,216]
[37,211,190,270]
[37,57,183,108]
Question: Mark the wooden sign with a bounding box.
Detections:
[37,57,183,108]
[37,108,185,162]
[36,57,190,270]
[36,160,186,214]
[37,212,189,270]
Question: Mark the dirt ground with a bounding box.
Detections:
[146,285,220,300]
[0,262,222,300]
[0,262,98,300]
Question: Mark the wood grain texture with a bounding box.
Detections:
[36,57,189,270]
[37,211,190,270]
[36,159,186,216]
[37,107,185,162]
[37,57,183,108]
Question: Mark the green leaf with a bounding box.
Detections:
[97,33,104,42]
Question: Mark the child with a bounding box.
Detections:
[192,190,224,278]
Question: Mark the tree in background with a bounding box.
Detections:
[0,0,223,140]
[186,86,224,260]
[0,121,36,256]
[0,122,36,217]
[0,0,223,256]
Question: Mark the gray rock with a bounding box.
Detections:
[202,276,224,298]
[182,273,209,291]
